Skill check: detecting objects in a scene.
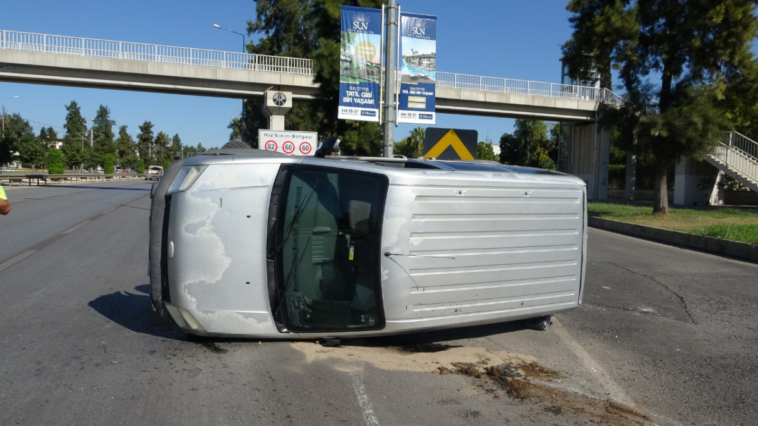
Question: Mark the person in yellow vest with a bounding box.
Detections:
[0,185,10,215]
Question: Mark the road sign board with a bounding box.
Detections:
[258,130,318,156]
[423,128,477,160]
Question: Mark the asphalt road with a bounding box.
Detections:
[1,180,756,426]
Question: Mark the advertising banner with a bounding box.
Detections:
[258,130,318,156]
[339,6,382,122]
[398,13,437,124]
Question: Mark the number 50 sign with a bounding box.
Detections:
[258,130,318,156]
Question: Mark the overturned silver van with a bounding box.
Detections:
[149,141,587,338]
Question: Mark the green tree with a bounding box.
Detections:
[234,0,384,155]
[136,158,145,174]
[46,148,65,175]
[92,105,116,157]
[394,127,425,158]
[196,143,206,153]
[103,153,115,174]
[476,141,498,162]
[137,121,154,163]
[0,110,34,166]
[115,125,134,162]
[154,131,170,163]
[498,120,553,167]
[170,134,182,159]
[563,0,758,213]
[61,101,87,170]
[17,134,46,170]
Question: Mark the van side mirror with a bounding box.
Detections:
[315,137,341,158]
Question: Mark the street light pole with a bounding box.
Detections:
[214,24,247,142]
[383,0,397,157]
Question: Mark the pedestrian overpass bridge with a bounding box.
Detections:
[0,30,622,122]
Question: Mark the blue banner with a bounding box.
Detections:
[398,13,437,124]
[339,6,382,122]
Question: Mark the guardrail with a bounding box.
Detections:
[0,29,314,75]
[0,172,146,186]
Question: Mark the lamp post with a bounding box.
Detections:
[1,95,19,138]
[214,24,247,142]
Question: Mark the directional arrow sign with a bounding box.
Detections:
[423,128,477,160]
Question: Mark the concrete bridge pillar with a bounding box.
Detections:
[674,157,720,206]
[261,90,292,131]
[565,122,612,201]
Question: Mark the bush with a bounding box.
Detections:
[136,159,145,174]
[163,160,171,170]
[46,148,65,175]
[103,154,115,174]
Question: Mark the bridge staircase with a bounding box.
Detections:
[706,131,758,194]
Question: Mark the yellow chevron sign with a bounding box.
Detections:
[423,128,477,160]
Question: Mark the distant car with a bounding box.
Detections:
[1,167,16,173]
[146,165,164,181]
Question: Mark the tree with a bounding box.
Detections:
[17,134,45,170]
[115,125,134,161]
[136,158,145,174]
[196,143,206,153]
[137,121,154,163]
[235,0,384,155]
[476,141,498,162]
[394,127,425,158]
[0,111,34,166]
[103,153,115,174]
[61,101,87,170]
[92,105,116,157]
[46,148,65,175]
[154,131,170,163]
[563,0,758,213]
[170,134,182,159]
[498,119,554,168]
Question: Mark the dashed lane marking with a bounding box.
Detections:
[0,250,37,273]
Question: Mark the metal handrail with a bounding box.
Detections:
[709,131,758,185]
[0,29,314,75]
[0,29,625,103]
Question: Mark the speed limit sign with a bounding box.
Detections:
[299,141,313,155]
[257,130,318,156]
[282,141,296,154]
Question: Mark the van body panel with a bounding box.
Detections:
[159,154,587,338]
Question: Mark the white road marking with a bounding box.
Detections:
[62,220,91,234]
[0,250,37,273]
[351,364,380,426]
[551,317,635,407]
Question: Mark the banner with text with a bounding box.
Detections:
[339,6,382,122]
[398,13,437,124]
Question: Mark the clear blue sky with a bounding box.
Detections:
[0,0,574,149]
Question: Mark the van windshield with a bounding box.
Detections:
[275,166,388,332]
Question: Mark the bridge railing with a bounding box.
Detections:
[0,29,315,75]
[436,72,621,102]
[1,29,624,103]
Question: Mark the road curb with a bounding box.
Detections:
[588,217,758,264]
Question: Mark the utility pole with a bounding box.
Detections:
[383,0,397,158]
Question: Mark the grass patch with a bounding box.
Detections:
[588,202,758,245]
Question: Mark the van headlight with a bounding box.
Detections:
[167,166,207,194]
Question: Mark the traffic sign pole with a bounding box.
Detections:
[382,0,397,158]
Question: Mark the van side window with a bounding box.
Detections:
[275,167,388,332]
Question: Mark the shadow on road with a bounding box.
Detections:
[88,284,540,345]
[88,284,182,339]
